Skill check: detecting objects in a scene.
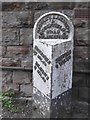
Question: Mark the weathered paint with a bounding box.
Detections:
[33,12,74,118]
[52,40,73,99]
[33,40,52,98]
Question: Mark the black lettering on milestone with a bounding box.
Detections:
[36,14,70,39]
[37,55,42,61]
[55,50,71,67]
[34,65,37,70]
[34,45,51,65]
[37,70,42,77]
[42,61,47,66]
[34,61,49,82]
[33,49,37,55]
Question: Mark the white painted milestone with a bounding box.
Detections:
[33,12,74,100]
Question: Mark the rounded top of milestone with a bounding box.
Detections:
[33,12,74,40]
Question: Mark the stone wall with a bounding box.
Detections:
[1,2,89,101]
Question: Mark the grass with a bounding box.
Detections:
[0,89,18,112]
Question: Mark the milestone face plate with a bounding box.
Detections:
[35,13,70,39]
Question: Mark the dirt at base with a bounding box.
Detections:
[1,98,88,118]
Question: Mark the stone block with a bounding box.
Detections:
[49,2,75,10]
[2,71,13,84]
[78,87,88,100]
[72,87,79,100]
[74,47,88,62]
[2,58,21,67]
[73,61,88,71]
[73,46,88,71]
[2,28,19,45]
[32,3,49,10]
[3,46,33,67]
[2,11,33,28]
[21,56,33,69]
[73,19,88,28]
[2,83,19,92]
[75,28,89,46]
[20,28,33,45]
[0,46,6,57]
[2,2,25,11]
[13,71,32,85]
[75,2,88,8]
[73,73,88,87]
[5,46,30,58]
[20,84,32,97]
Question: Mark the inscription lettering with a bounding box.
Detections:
[55,50,71,67]
[34,45,51,66]
[36,14,70,39]
[34,61,49,82]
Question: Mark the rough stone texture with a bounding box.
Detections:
[71,100,88,118]
[34,10,51,23]
[33,86,51,118]
[73,46,88,72]
[1,98,88,118]
[73,61,88,71]
[60,10,74,20]
[2,70,19,92]
[73,73,88,87]
[75,2,88,8]
[34,10,74,23]
[13,71,32,85]
[2,11,33,28]
[2,58,21,67]
[2,28,20,46]
[20,84,32,97]
[2,83,19,92]
[21,56,33,68]
[2,71,13,84]
[73,19,88,28]
[72,87,79,100]
[30,2,50,10]
[49,2,75,10]
[2,2,50,11]
[33,87,72,118]
[0,46,6,57]
[78,87,88,100]
[20,28,33,45]
[76,28,89,38]
[2,45,33,68]
[74,47,88,62]
[2,2,26,11]
[51,89,72,118]
[5,46,30,58]
[74,28,89,46]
